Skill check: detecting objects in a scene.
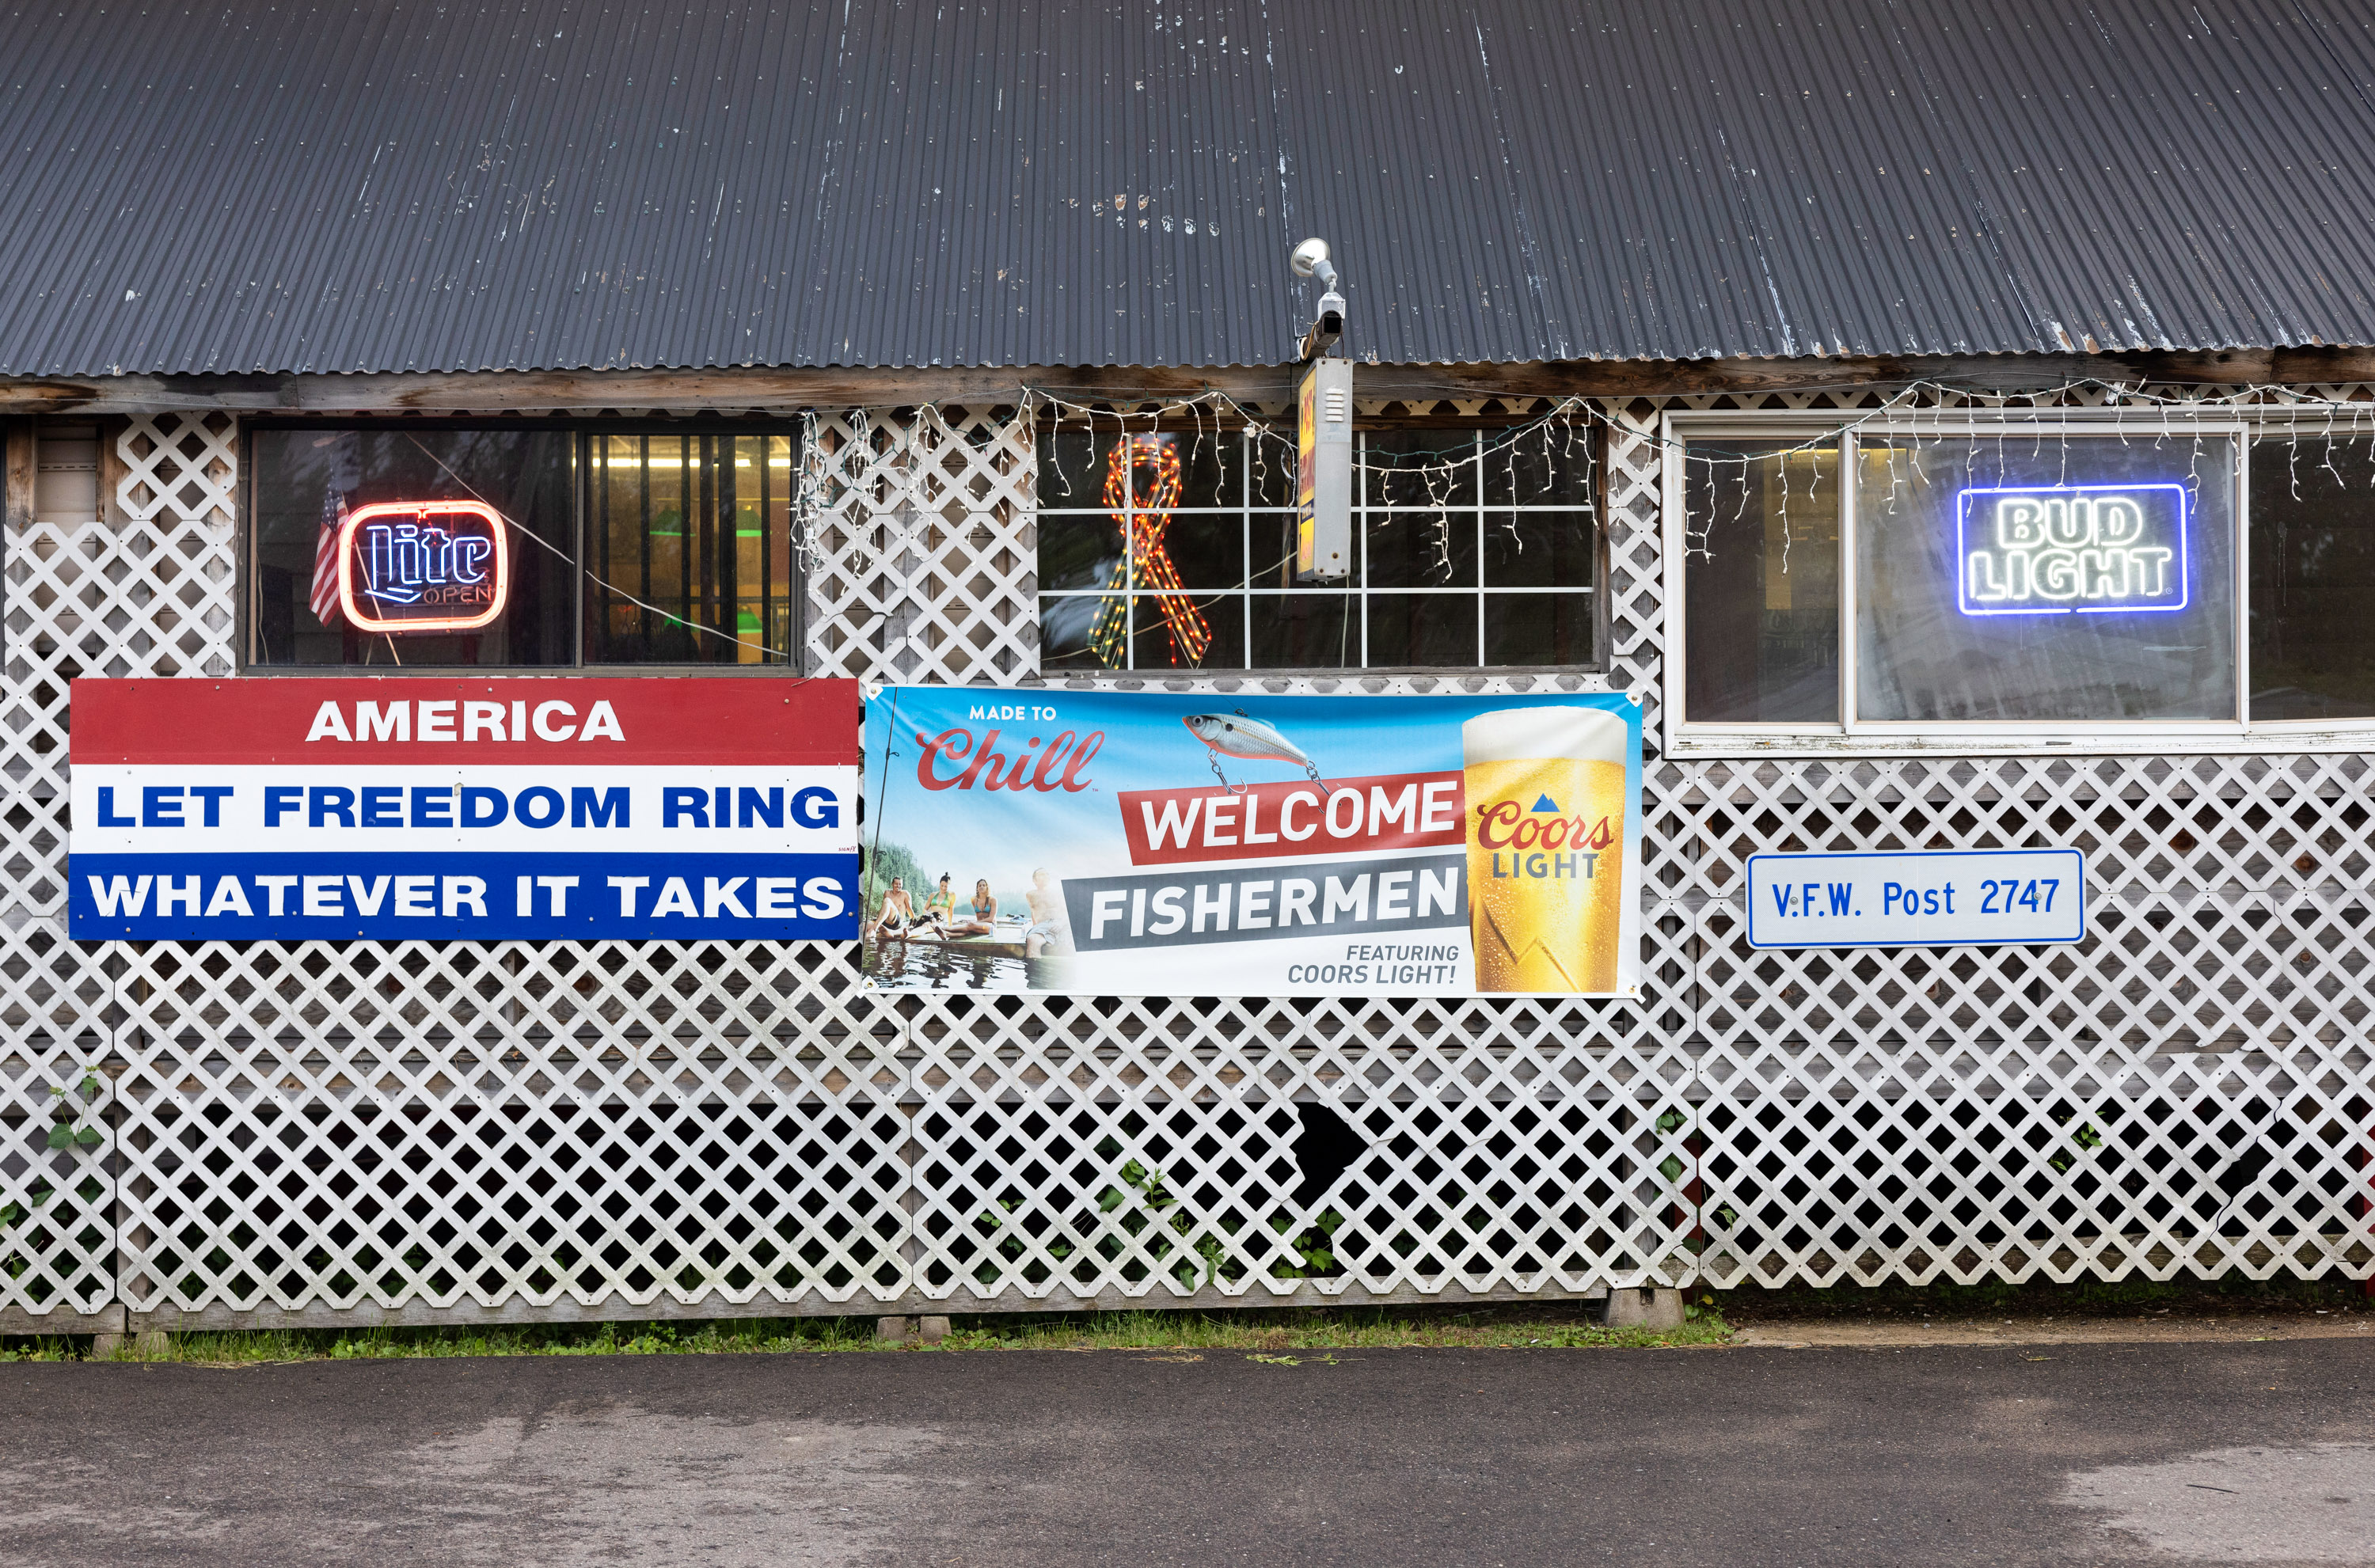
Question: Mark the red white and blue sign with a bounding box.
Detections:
[68,678,861,940]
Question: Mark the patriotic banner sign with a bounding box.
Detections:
[860,686,1643,997]
[69,678,862,940]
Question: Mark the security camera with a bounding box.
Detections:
[1299,302,1344,361]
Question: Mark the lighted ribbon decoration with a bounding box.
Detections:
[1089,434,1211,666]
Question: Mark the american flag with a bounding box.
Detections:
[310,485,348,627]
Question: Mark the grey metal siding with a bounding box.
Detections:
[3,0,2373,374]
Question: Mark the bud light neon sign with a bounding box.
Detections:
[337,500,510,634]
[1955,484,2187,617]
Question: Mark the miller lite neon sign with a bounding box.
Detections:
[1955,483,2188,617]
[336,500,510,634]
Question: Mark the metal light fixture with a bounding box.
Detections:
[1290,238,1352,582]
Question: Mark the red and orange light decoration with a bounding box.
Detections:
[1089,434,1210,666]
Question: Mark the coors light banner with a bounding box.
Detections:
[859,688,1643,997]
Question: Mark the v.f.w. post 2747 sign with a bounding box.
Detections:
[68,678,861,940]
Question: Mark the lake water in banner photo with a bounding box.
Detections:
[861,928,1070,992]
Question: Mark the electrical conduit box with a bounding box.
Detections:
[1295,359,1353,583]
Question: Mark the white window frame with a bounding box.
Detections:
[1035,425,1602,675]
[1662,408,2375,756]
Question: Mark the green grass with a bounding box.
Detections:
[1,1303,1730,1364]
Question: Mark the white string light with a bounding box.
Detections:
[781,376,2375,640]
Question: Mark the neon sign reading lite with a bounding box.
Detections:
[1955,484,2188,617]
[337,499,511,634]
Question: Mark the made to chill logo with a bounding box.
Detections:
[1955,484,2188,617]
[340,500,510,633]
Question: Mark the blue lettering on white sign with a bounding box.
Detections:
[1745,849,2085,948]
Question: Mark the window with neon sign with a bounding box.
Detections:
[1858,435,2232,722]
[247,424,805,669]
[249,427,573,667]
[1678,424,2240,730]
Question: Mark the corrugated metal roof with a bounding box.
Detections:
[4,0,2374,375]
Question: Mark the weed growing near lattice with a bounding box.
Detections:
[0,1304,1729,1362]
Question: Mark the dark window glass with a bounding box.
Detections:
[248,427,574,667]
[587,433,799,664]
[1038,514,1122,593]
[1682,439,1840,722]
[1484,511,1594,588]
[1367,593,1478,666]
[1363,429,1480,507]
[1482,424,1597,506]
[1038,594,1106,671]
[1363,505,1478,588]
[2249,435,2375,720]
[1486,592,1594,665]
[1251,592,1355,667]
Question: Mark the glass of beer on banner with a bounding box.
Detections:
[1462,707,1627,993]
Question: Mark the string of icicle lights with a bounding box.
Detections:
[787,378,2375,583]
[1020,377,2375,567]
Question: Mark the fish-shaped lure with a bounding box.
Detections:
[1183,713,1313,767]
[1182,712,1336,794]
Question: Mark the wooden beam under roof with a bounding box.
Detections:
[1,348,2369,416]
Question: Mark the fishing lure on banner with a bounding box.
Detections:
[1181,712,1343,798]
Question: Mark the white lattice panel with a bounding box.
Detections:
[0,1049,118,1330]
[899,989,1700,1308]
[2,412,238,1327]
[107,940,914,1326]
[2,394,2366,1329]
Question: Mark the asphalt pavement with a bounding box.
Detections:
[4,1340,2370,1566]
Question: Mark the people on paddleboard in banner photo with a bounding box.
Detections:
[1024,868,1068,958]
[949,878,998,937]
[869,875,914,936]
[920,873,958,933]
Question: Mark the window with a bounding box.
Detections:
[245,424,802,669]
[1667,412,2375,746]
[1681,440,1841,723]
[1036,423,1598,671]
[2249,432,2375,721]
[1853,430,2237,723]
[587,433,800,664]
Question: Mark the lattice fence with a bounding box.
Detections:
[0,395,2366,1334]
